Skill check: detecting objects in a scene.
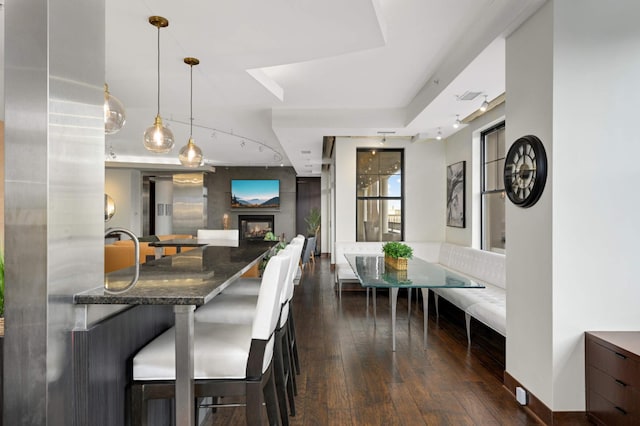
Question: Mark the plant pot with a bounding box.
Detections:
[383,269,410,284]
[384,255,408,270]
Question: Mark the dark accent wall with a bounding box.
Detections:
[296,177,321,237]
[205,167,297,241]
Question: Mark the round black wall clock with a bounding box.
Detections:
[503,135,547,208]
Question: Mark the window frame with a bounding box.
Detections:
[355,148,405,242]
[480,122,506,251]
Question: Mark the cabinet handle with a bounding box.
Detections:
[614,406,627,415]
[614,352,627,360]
[615,379,627,387]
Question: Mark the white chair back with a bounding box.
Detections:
[277,240,304,328]
[251,251,292,373]
[197,229,239,242]
[285,239,304,296]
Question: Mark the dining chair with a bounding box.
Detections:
[300,236,316,269]
[196,228,239,242]
[194,240,304,423]
[129,251,291,426]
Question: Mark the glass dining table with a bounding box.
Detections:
[344,254,485,351]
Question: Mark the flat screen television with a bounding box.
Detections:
[230,179,280,209]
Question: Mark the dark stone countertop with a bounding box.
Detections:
[75,241,274,306]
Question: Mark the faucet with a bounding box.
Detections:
[104,227,140,294]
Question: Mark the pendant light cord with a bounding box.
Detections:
[190,64,193,138]
[156,25,161,116]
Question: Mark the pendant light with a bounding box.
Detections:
[104,83,126,134]
[143,16,174,153]
[178,57,204,167]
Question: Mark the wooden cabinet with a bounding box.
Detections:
[586,332,640,425]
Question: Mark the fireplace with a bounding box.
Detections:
[239,215,275,240]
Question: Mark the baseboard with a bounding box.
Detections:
[503,371,588,425]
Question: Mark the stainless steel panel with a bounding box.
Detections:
[173,173,205,235]
[4,0,105,424]
[143,177,151,236]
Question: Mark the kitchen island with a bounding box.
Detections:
[74,240,274,426]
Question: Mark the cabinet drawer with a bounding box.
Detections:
[588,365,635,411]
[588,389,639,426]
[588,340,640,388]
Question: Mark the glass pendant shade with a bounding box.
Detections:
[104,193,116,222]
[104,84,126,135]
[145,16,172,153]
[179,138,203,167]
[179,57,204,167]
[143,115,175,153]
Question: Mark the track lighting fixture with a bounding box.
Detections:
[436,128,442,140]
[453,115,461,129]
[480,95,489,112]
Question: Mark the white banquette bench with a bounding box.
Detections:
[334,241,506,344]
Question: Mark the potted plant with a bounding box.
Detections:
[258,241,287,275]
[382,241,413,270]
[304,207,321,237]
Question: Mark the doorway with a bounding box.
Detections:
[296,177,320,251]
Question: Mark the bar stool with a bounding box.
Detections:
[129,251,291,425]
[194,241,303,424]
[223,235,305,296]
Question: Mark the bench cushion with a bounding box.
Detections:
[466,300,506,336]
[439,243,505,289]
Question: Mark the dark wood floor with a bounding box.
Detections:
[203,257,549,425]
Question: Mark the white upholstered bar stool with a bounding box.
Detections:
[223,235,305,297]
[130,252,291,426]
[218,236,305,381]
[194,242,303,423]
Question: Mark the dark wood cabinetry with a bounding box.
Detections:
[586,331,640,425]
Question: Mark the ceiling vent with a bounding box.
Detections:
[457,91,482,101]
[300,150,312,155]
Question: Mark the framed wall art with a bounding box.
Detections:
[446,161,466,228]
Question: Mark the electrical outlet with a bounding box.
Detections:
[515,386,528,405]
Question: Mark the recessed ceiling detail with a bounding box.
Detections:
[104,0,545,175]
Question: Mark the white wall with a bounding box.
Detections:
[334,136,445,245]
[506,0,640,411]
[505,0,554,407]
[445,103,506,248]
[105,168,143,235]
[551,0,640,410]
[320,168,331,253]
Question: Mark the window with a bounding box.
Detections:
[481,123,506,252]
[356,149,404,241]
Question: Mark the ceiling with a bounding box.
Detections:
[103,0,545,176]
